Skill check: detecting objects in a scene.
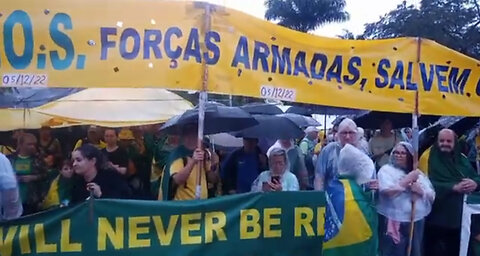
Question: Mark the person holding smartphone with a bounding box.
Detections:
[251,148,299,192]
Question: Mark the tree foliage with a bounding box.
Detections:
[363,0,480,59]
[264,0,349,32]
[337,29,365,40]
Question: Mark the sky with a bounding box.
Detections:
[203,0,420,38]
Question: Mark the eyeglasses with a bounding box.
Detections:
[393,151,407,156]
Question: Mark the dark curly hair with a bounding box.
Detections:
[74,144,107,170]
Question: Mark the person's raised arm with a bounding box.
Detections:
[171,149,203,186]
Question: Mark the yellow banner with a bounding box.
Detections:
[212,6,480,116]
[418,40,480,116]
[0,0,204,91]
[1,0,479,116]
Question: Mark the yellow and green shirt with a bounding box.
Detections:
[169,157,210,200]
[41,174,73,209]
[11,155,33,204]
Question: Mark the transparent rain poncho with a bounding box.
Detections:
[376,142,435,222]
[337,144,375,186]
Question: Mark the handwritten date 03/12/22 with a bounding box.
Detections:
[260,85,296,102]
[2,74,48,87]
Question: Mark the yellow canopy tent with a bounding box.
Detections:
[0,108,74,131]
[34,88,193,127]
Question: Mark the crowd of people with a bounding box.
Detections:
[1,118,480,256]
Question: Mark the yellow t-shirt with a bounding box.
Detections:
[418,147,431,175]
[314,143,323,155]
[314,131,326,155]
[170,158,209,200]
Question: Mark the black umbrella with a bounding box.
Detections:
[285,106,312,116]
[419,123,443,155]
[232,115,305,139]
[240,103,283,115]
[332,116,347,127]
[277,113,320,128]
[449,117,479,135]
[160,102,258,135]
[419,117,479,155]
[354,111,440,130]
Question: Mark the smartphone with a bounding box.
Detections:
[271,176,280,184]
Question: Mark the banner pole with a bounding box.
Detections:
[412,37,421,166]
[407,37,422,256]
[195,3,211,199]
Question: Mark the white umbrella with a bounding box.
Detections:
[208,133,243,149]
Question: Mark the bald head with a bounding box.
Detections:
[438,129,456,153]
[337,118,358,147]
[439,128,455,137]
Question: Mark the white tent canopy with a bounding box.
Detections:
[35,88,193,128]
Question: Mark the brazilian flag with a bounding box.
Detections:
[322,178,378,256]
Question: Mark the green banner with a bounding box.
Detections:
[0,192,326,256]
[467,193,480,205]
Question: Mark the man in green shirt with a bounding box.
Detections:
[425,129,480,256]
[9,133,46,215]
